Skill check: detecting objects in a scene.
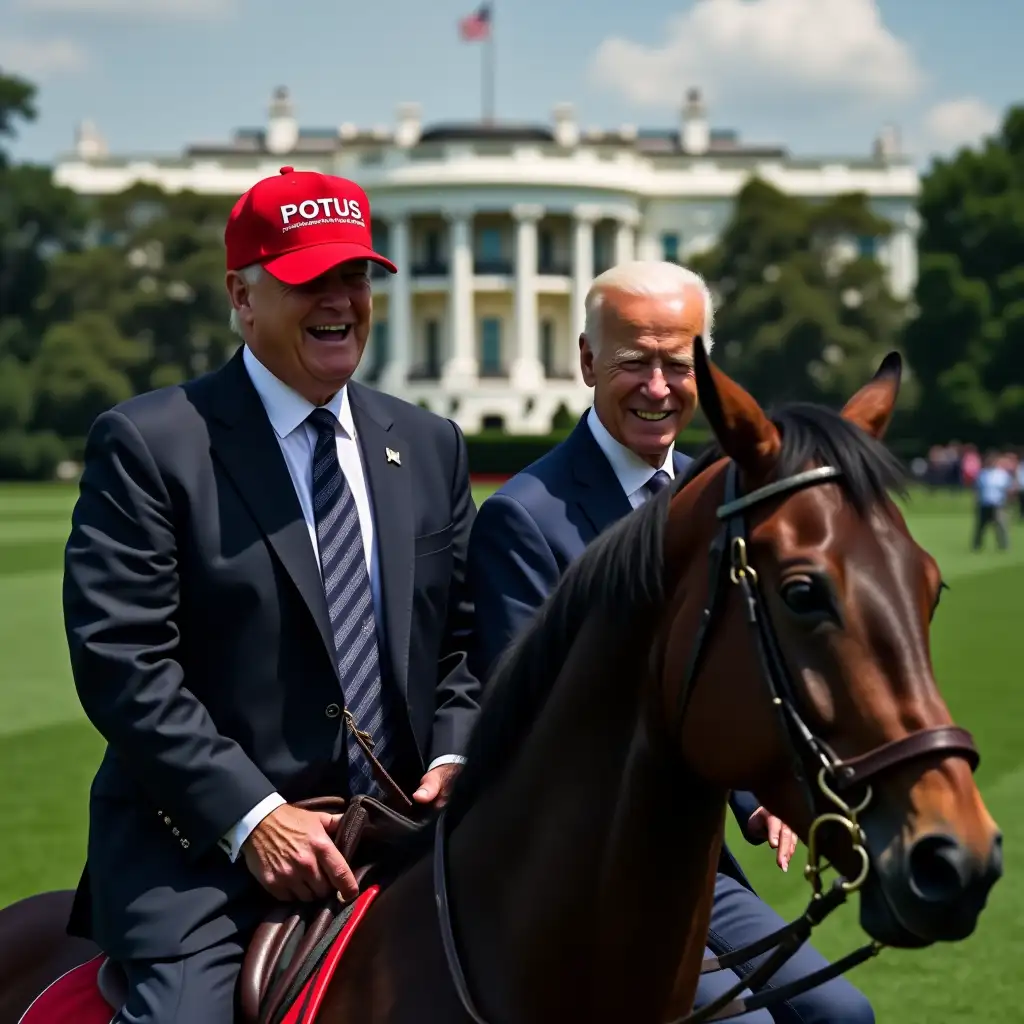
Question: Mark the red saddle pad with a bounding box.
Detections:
[18,885,380,1024]
[18,953,114,1024]
[279,884,380,1024]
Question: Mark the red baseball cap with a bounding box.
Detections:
[225,166,397,284]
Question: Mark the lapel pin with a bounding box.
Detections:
[386,447,401,466]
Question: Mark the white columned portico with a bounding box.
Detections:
[637,228,660,262]
[887,209,920,301]
[442,211,478,386]
[511,204,544,390]
[614,210,639,265]
[571,205,600,384]
[379,214,411,392]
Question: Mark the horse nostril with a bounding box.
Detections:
[907,834,969,904]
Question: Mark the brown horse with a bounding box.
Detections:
[0,344,1002,1024]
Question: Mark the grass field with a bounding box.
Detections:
[0,481,1020,1020]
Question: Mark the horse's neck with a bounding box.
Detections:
[449,614,728,1023]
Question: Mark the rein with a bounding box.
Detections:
[431,461,981,1023]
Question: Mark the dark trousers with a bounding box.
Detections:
[112,938,245,1024]
[973,504,1008,550]
[702,874,874,1024]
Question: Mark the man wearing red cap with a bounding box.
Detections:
[62,167,481,1022]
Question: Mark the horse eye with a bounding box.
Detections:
[781,576,832,619]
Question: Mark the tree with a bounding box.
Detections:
[904,104,1024,444]
[691,178,908,412]
[0,70,35,166]
[0,70,90,473]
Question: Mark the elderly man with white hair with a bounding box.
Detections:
[466,260,874,1024]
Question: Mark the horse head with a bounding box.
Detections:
[660,340,1001,952]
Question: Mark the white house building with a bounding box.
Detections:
[55,87,920,434]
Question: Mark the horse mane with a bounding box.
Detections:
[440,476,680,832]
[396,396,907,858]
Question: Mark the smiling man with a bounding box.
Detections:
[466,260,874,1024]
[62,167,481,1023]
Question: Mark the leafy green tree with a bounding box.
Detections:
[904,104,1024,443]
[33,312,149,450]
[691,178,907,411]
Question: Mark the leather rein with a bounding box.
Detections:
[430,461,981,1024]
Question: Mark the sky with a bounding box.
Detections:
[1,0,1020,168]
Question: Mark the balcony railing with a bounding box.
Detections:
[408,364,442,381]
[538,260,572,276]
[474,258,513,275]
[411,260,449,276]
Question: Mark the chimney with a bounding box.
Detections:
[395,102,422,148]
[74,119,107,161]
[682,87,709,155]
[873,123,901,162]
[552,102,579,148]
[265,86,299,155]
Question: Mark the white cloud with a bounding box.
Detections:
[588,0,924,110]
[0,36,90,78]
[920,97,1000,155]
[16,0,235,18]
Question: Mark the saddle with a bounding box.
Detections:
[238,793,423,1024]
[95,794,424,1024]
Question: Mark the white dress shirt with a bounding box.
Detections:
[586,405,675,507]
[219,346,460,861]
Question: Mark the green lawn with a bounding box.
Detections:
[0,481,1020,1020]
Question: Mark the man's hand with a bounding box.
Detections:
[412,763,462,807]
[747,807,799,872]
[242,804,359,903]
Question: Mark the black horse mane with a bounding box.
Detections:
[405,398,907,849]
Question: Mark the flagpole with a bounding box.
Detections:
[483,3,495,123]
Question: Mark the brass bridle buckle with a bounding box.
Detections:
[804,767,873,896]
[729,537,758,585]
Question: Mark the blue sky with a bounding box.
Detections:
[1,0,1020,167]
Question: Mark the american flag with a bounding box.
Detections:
[458,3,491,41]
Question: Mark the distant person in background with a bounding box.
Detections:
[960,443,981,489]
[467,260,874,1024]
[1016,450,1024,520]
[972,449,1012,550]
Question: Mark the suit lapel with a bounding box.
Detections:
[207,351,338,676]
[570,416,633,536]
[349,383,414,699]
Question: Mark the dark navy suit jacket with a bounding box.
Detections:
[63,348,480,959]
[466,414,761,889]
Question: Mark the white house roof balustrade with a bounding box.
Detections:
[54,87,920,435]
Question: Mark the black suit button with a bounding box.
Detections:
[325,703,341,719]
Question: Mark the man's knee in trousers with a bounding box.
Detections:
[111,939,244,1024]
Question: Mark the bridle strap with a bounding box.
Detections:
[715,465,842,520]
[432,807,489,1024]
[831,725,979,790]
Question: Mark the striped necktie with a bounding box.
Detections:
[643,469,672,499]
[307,408,393,797]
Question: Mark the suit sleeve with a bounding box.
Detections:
[729,789,767,845]
[63,409,278,856]
[466,490,560,685]
[426,419,483,764]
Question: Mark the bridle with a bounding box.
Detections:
[431,460,981,1024]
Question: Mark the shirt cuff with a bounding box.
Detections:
[218,792,287,863]
[427,754,468,771]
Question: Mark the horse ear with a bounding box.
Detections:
[840,351,902,440]
[693,336,781,479]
